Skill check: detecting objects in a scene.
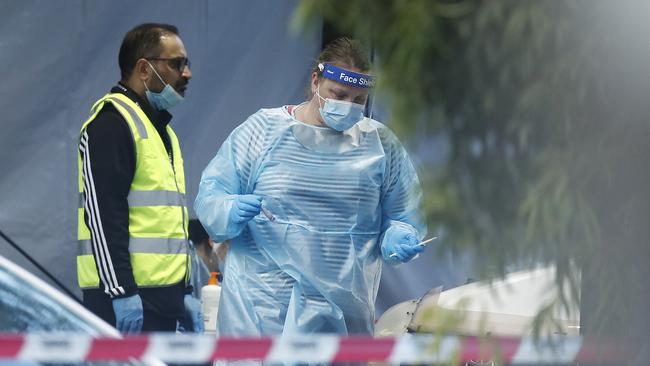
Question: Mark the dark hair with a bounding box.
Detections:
[188,219,209,246]
[313,37,371,76]
[118,23,179,80]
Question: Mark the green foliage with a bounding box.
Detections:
[295,0,650,340]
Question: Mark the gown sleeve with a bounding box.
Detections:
[194,111,269,241]
[379,128,428,240]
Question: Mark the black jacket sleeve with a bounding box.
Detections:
[79,103,138,298]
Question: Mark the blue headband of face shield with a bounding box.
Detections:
[318,63,374,88]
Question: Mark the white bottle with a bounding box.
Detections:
[201,271,221,335]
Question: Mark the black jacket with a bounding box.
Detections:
[79,83,188,320]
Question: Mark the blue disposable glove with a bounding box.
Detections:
[228,194,263,232]
[178,294,203,333]
[381,224,424,264]
[112,294,143,333]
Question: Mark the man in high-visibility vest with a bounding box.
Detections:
[77,23,201,333]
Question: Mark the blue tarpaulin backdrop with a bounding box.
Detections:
[0,0,472,316]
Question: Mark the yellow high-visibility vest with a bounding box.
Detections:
[77,92,188,290]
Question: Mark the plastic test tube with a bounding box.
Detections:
[389,236,438,258]
[261,205,276,222]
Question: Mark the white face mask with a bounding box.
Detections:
[316,86,365,131]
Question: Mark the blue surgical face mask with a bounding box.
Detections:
[316,86,365,131]
[143,61,184,111]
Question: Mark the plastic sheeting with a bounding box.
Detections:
[0,0,474,315]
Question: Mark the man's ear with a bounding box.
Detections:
[134,59,152,81]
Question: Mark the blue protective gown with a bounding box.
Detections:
[195,106,426,336]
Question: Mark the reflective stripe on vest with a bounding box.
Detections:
[78,238,187,256]
[128,190,186,207]
[78,190,186,208]
[77,92,188,290]
[109,97,148,139]
[91,96,149,139]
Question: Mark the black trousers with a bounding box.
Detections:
[141,308,177,331]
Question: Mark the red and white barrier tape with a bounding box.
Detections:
[0,333,640,364]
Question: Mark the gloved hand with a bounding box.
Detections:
[381,224,424,264]
[178,294,203,333]
[112,294,143,333]
[228,194,263,231]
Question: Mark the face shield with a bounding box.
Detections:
[315,63,375,131]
